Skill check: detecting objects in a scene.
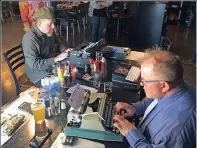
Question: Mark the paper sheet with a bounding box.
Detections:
[66,84,98,94]
[67,84,85,110]
[51,133,105,148]
[1,95,32,146]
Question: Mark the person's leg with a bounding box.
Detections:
[97,17,106,42]
[89,16,99,42]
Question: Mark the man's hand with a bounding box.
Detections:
[113,115,136,136]
[114,102,136,117]
[54,52,68,63]
[54,48,72,63]
[63,48,72,53]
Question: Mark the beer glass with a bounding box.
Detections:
[31,102,48,139]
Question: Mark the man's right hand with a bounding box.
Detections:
[54,52,68,63]
[114,102,136,117]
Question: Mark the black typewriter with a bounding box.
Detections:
[112,61,141,91]
[69,40,103,68]
[102,100,139,133]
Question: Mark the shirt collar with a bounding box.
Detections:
[157,83,188,107]
[32,24,44,37]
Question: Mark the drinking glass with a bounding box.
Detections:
[31,102,48,139]
[104,82,113,99]
[52,64,58,75]
[93,72,101,89]
[57,63,65,87]
[51,92,61,116]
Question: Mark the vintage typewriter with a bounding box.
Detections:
[69,40,103,68]
[66,90,138,141]
[112,61,141,91]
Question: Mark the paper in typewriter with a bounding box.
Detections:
[68,84,85,110]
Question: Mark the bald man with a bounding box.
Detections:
[113,48,196,148]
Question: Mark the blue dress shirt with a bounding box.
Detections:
[125,84,196,148]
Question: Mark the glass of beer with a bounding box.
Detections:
[104,82,113,100]
[31,102,48,139]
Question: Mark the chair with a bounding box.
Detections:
[55,9,76,40]
[159,36,172,51]
[76,2,89,32]
[2,2,14,23]
[3,44,34,95]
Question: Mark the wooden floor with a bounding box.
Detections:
[1,17,196,106]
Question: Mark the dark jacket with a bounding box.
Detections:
[22,25,65,83]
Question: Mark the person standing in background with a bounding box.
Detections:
[88,1,112,42]
[19,1,51,32]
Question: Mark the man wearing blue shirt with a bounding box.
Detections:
[113,49,196,148]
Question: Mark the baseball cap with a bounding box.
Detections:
[33,7,54,19]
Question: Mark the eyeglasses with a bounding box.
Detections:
[140,80,164,86]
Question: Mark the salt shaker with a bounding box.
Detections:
[61,99,67,110]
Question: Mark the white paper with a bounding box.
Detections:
[68,84,85,110]
[1,96,32,146]
[51,133,105,148]
[67,84,98,94]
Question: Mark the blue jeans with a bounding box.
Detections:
[89,16,106,42]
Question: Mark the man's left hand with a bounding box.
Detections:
[113,114,136,136]
[64,48,73,53]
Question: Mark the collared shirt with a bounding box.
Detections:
[126,84,196,148]
[22,25,59,83]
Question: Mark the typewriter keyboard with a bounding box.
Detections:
[125,66,141,82]
[103,102,126,133]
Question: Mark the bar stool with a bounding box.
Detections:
[76,2,89,32]
[2,2,14,23]
[55,9,76,40]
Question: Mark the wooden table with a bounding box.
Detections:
[2,57,141,148]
